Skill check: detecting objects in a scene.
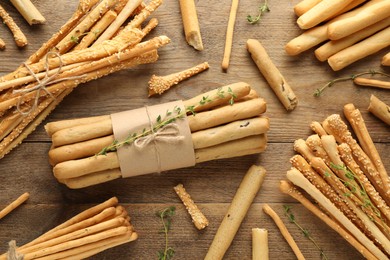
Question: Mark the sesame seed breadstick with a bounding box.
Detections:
[0,4,28,48]
[310,122,327,136]
[179,0,204,51]
[368,94,390,125]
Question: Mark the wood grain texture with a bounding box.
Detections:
[0,0,389,259]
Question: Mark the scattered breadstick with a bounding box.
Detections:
[221,0,239,70]
[382,52,390,66]
[148,62,209,96]
[0,4,28,47]
[179,0,203,50]
[247,39,298,111]
[262,204,304,260]
[173,183,209,230]
[10,0,46,25]
[297,0,353,29]
[368,94,390,125]
[252,228,268,260]
[327,26,390,71]
[353,77,390,90]
[0,192,29,220]
[204,165,266,260]
[0,38,5,49]
[327,0,390,40]
[279,180,378,260]
[286,168,388,260]
[294,0,321,17]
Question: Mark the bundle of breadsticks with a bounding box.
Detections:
[286,0,390,71]
[280,103,390,259]
[0,0,170,159]
[45,82,269,189]
[0,197,137,259]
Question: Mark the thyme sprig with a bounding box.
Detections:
[157,206,176,260]
[314,70,390,97]
[283,205,328,260]
[97,87,237,155]
[247,0,270,24]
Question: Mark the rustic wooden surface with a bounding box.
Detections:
[0,0,389,259]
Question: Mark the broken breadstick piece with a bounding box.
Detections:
[148,62,209,96]
[0,4,28,47]
[368,94,390,125]
[173,183,209,230]
[10,0,46,25]
[221,0,239,70]
[0,192,29,220]
[263,204,304,260]
[382,52,390,66]
[179,0,203,51]
[247,39,298,111]
[252,228,269,260]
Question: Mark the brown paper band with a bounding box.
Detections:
[111,100,195,178]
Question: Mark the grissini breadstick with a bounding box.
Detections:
[285,24,328,56]
[310,122,327,136]
[343,103,390,192]
[0,4,28,47]
[279,180,378,260]
[10,0,46,25]
[204,165,266,260]
[174,183,209,230]
[294,0,321,17]
[221,0,239,70]
[0,192,29,220]
[368,94,390,125]
[327,0,390,40]
[179,0,204,51]
[315,16,390,61]
[252,228,269,260]
[247,39,297,111]
[0,38,5,49]
[297,0,353,29]
[262,204,304,260]
[382,52,390,66]
[64,169,122,189]
[328,26,390,71]
[286,168,388,260]
[353,77,390,90]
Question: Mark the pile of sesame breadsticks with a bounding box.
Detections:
[280,103,390,259]
[0,197,137,260]
[45,82,269,189]
[0,0,170,159]
[286,0,390,71]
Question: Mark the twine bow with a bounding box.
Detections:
[6,240,23,260]
[133,123,184,149]
[13,52,85,115]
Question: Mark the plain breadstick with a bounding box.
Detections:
[221,0,239,70]
[368,94,390,125]
[247,39,297,111]
[279,180,378,260]
[327,0,390,40]
[64,169,122,189]
[188,98,267,132]
[285,24,328,56]
[382,52,390,66]
[10,0,46,25]
[328,26,390,71]
[179,0,203,50]
[192,117,269,149]
[315,16,390,61]
[252,228,269,260]
[294,0,322,17]
[45,115,110,136]
[263,204,305,260]
[297,0,353,29]
[0,192,29,220]
[354,77,390,90]
[286,168,388,260]
[204,165,266,260]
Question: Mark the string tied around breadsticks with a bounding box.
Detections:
[136,105,185,173]
[12,52,86,116]
[6,240,23,260]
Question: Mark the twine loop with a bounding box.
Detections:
[6,240,23,260]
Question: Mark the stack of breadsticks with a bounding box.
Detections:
[286,0,390,71]
[280,104,390,259]
[0,0,169,159]
[45,82,269,189]
[0,197,137,259]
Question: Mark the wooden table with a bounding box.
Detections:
[0,0,389,259]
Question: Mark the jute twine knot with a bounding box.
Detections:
[13,52,85,115]
[6,240,23,260]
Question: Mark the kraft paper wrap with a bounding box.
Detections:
[111,100,195,178]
